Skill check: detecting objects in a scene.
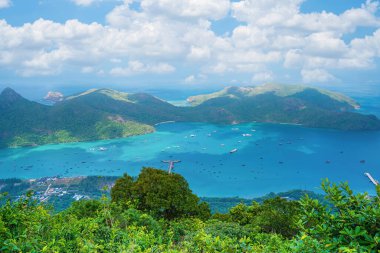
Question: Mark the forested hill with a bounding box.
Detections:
[1,84,380,147]
[0,168,379,252]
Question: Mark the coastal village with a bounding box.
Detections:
[0,176,117,210]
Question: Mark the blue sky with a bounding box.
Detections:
[0,0,380,97]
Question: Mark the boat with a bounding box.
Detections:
[190,134,196,137]
[242,133,252,137]
[229,148,238,154]
[98,147,108,151]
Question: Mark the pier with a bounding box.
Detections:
[364,172,379,186]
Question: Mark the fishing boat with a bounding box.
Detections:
[229,148,238,154]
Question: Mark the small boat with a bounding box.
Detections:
[242,133,252,137]
[230,148,238,154]
[98,147,108,151]
[190,134,196,138]
[360,160,366,164]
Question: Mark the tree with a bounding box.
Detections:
[294,179,380,252]
[110,173,134,206]
[225,198,300,238]
[111,167,211,220]
[256,197,300,238]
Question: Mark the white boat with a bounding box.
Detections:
[98,147,108,151]
[229,148,238,154]
[190,134,196,137]
[242,133,252,137]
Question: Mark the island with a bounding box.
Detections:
[1,83,379,148]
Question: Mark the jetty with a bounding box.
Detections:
[364,172,379,186]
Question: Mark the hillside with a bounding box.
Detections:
[187,84,359,108]
[0,169,379,252]
[187,84,380,130]
[0,88,156,147]
[1,84,380,147]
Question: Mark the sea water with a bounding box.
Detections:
[0,121,379,198]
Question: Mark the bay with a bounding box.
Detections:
[0,121,379,198]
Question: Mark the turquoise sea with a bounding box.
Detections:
[1,120,379,198]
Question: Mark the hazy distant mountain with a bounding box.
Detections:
[1,84,379,147]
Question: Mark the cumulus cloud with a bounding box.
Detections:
[71,0,95,6]
[141,0,230,20]
[301,69,337,83]
[0,0,11,8]
[0,0,380,84]
[110,61,175,76]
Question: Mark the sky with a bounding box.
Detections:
[0,0,380,97]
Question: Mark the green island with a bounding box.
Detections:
[1,83,380,148]
[0,168,379,252]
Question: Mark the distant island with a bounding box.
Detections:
[1,83,380,148]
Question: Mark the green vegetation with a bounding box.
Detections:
[95,121,154,140]
[189,86,380,130]
[0,176,118,211]
[0,168,379,252]
[111,168,211,220]
[1,84,380,148]
[187,84,359,108]
[0,88,155,148]
[202,189,326,214]
[0,176,325,214]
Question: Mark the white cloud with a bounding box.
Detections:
[252,71,274,82]
[183,74,207,84]
[184,75,195,84]
[81,66,95,73]
[187,46,211,61]
[110,61,175,76]
[71,0,95,6]
[141,0,230,20]
[0,0,380,84]
[0,0,11,8]
[301,69,337,83]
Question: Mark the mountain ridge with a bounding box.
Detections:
[1,84,379,148]
[187,83,359,109]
